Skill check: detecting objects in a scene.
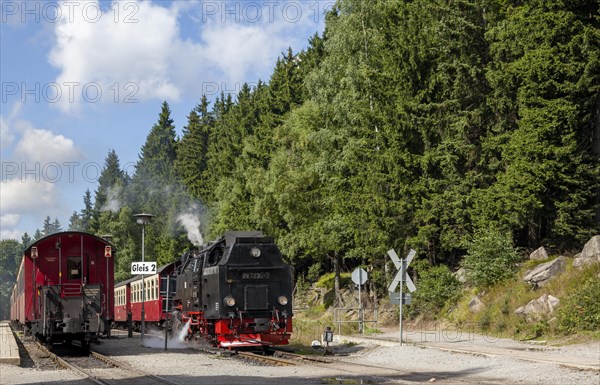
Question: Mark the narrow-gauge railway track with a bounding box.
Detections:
[235,351,297,366]
[35,342,178,385]
[272,350,334,364]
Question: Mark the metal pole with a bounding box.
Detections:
[165,274,169,351]
[32,258,36,322]
[141,223,145,345]
[358,269,363,334]
[399,258,404,346]
[58,239,62,286]
[106,255,109,336]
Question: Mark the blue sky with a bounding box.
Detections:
[1,0,328,240]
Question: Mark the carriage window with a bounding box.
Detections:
[67,257,81,279]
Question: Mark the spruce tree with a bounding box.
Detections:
[175,96,212,203]
[80,189,93,232]
[68,212,82,231]
[478,0,600,247]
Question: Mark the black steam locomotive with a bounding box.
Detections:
[174,231,293,348]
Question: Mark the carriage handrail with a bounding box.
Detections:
[61,283,82,296]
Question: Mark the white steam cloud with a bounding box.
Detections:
[177,205,204,247]
[101,185,123,213]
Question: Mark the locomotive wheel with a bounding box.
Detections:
[79,339,90,351]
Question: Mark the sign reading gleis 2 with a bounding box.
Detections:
[131,262,157,274]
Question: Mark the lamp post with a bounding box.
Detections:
[101,234,113,338]
[134,213,154,345]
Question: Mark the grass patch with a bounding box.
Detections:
[447,257,600,341]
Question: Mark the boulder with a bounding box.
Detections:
[529,246,549,261]
[453,267,468,283]
[468,296,484,313]
[573,235,600,269]
[523,256,566,287]
[515,294,560,323]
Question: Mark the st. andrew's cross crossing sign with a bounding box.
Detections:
[387,249,416,293]
[387,248,417,345]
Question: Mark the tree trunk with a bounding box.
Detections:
[333,253,342,307]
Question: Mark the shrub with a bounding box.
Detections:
[410,264,462,318]
[307,263,322,283]
[556,275,600,333]
[315,272,351,290]
[461,229,521,288]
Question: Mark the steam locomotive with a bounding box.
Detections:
[173,231,294,348]
[10,232,114,349]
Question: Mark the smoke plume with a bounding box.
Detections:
[101,185,123,213]
[177,205,204,247]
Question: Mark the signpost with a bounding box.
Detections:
[351,267,368,333]
[134,213,154,346]
[387,249,417,345]
[130,262,157,275]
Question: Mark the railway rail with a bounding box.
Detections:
[235,351,297,366]
[34,342,178,385]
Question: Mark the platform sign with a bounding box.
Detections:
[104,246,112,258]
[131,262,157,275]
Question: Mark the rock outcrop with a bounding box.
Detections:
[573,235,600,269]
[515,294,560,322]
[529,246,549,261]
[468,296,484,313]
[453,267,467,283]
[523,256,566,287]
[515,294,560,323]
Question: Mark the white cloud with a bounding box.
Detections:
[0,229,23,241]
[0,179,59,240]
[48,1,185,112]
[14,127,82,164]
[1,103,24,149]
[0,214,21,241]
[48,0,321,112]
[1,105,83,240]
[0,179,57,213]
[0,116,14,149]
[0,214,21,228]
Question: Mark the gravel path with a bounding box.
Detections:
[1,330,598,384]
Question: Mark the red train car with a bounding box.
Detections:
[10,231,114,349]
[114,263,176,330]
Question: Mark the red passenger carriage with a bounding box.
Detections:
[10,231,114,349]
[113,263,176,330]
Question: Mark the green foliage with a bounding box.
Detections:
[92,149,127,228]
[461,229,521,288]
[315,272,351,290]
[410,263,462,318]
[0,240,22,319]
[175,96,212,204]
[307,263,322,283]
[477,0,600,246]
[557,275,600,333]
[80,189,93,232]
[42,216,62,236]
[58,0,599,328]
